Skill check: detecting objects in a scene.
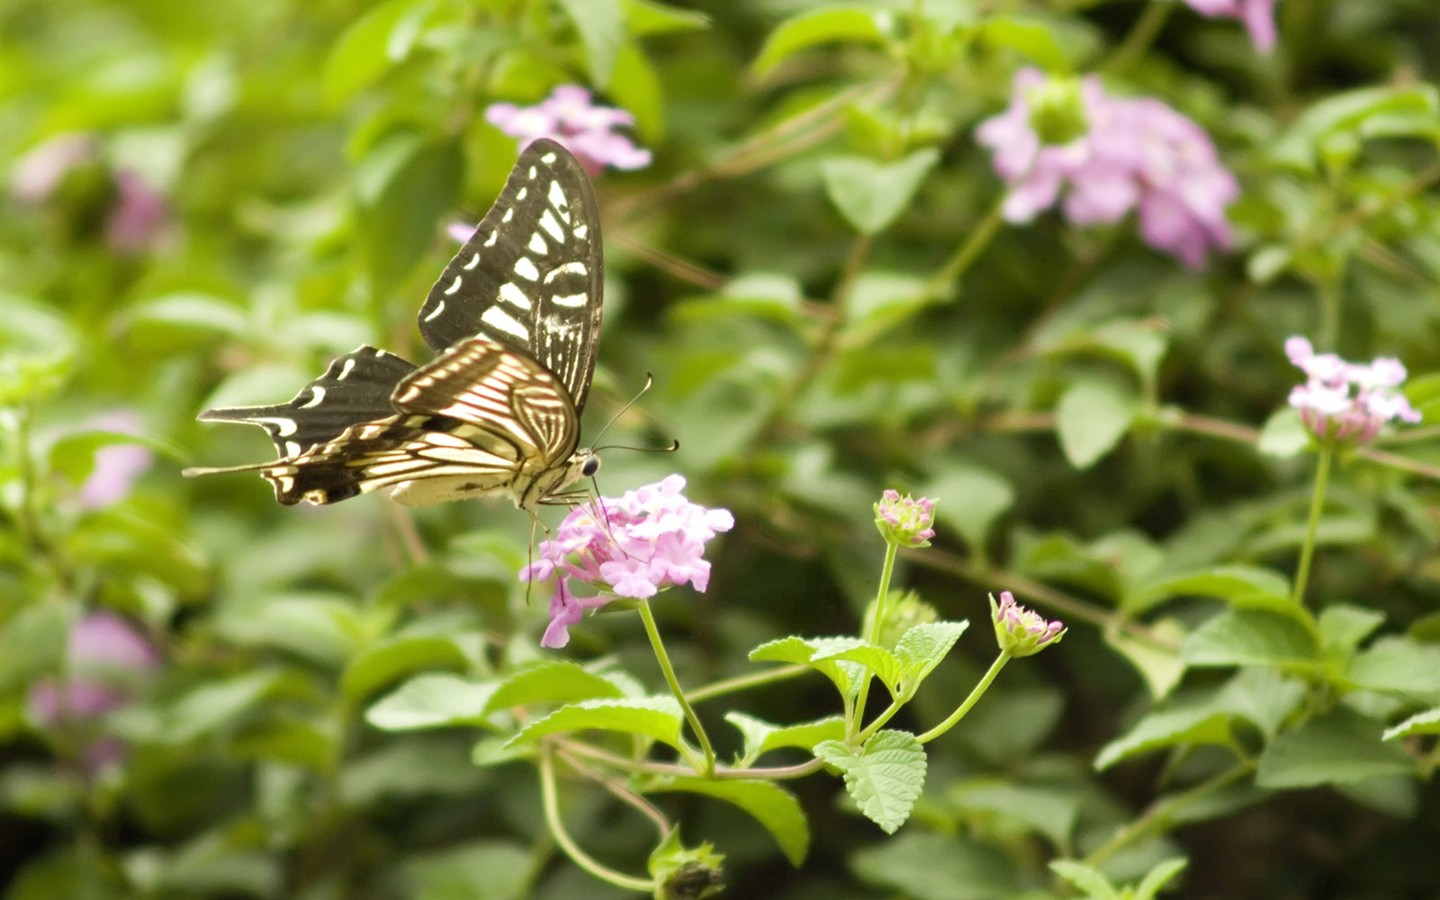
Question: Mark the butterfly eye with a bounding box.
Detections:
[581,456,601,477]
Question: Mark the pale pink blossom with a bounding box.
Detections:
[1286,337,1421,444]
[1180,0,1279,53]
[977,70,1239,269]
[486,85,651,175]
[77,411,153,508]
[522,476,734,648]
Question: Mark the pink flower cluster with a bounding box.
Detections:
[1180,0,1279,54]
[976,69,1239,269]
[11,133,170,255]
[522,476,734,648]
[1286,337,1421,444]
[873,489,937,549]
[78,410,153,509]
[28,611,160,771]
[991,591,1066,658]
[486,85,651,176]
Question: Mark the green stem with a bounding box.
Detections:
[538,746,655,894]
[852,542,900,740]
[687,663,810,704]
[1080,760,1256,869]
[1103,1,1172,74]
[930,196,1005,293]
[1291,442,1334,605]
[915,651,1010,745]
[636,600,715,777]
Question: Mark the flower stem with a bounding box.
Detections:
[852,542,899,739]
[915,651,1010,744]
[1103,1,1172,75]
[637,600,716,777]
[930,196,1005,293]
[538,745,656,894]
[1291,442,1334,605]
[687,663,810,704]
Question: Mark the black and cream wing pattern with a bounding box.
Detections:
[185,139,604,509]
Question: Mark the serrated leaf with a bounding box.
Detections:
[1133,565,1296,617]
[725,713,846,763]
[485,660,627,711]
[646,777,809,866]
[1095,704,1235,770]
[556,0,624,87]
[1104,618,1187,700]
[893,621,967,691]
[815,642,901,696]
[822,149,940,235]
[1184,609,1320,669]
[505,697,684,749]
[751,635,870,697]
[752,6,891,78]
[1256,709,1413,788]
[815,730,926,834]
[1055,381,1136,469]
[1382,707,1440,741]
[1050,860,1121,900]
[365,674,500,731]
[951,781,1081,848]
[850,833,1019,899]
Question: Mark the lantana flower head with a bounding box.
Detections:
[976,69,1239,269]
[873,490,937,549]
[523,476,734,648]
[486,85,651,176]
[1179,0,1279,53]
[990,591,1066,658]
[1286,336,1421,444]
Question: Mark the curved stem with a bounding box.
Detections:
[561,739,826,781]
[1291,443,1334,605]
[915,651,1009,745]
[538,746,656,894]
[636,600,716,776]
[852,541,899,739]
[687,663,810,704]
[1103,1,1172,75]
[929,195,1006,293]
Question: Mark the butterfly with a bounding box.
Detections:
[185,139,604,510]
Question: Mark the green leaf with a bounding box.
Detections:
[1218,668,1307,741]
[405,841,531,900]
[951,781,1081,848]
[814,641,901,696]
[322,0,432,106]
[486,659,628,711]
[850,833,1018,900]
[365,674,501,731]
[1345,637,1440,695]
[355,135,463,293]
[977,16,1073,70]
[1256,709,1413,789]
[1095,703,1235,770]
[1055,381,1137,469]
[214,593,364,667]
[340,636,472,704]
[506,697,684,749]
[893,621,967,691]
[1134,858,1190,900]
[1382,707,1440,741]
[725,713,846,763]
[1271,84,1440,171]
[646,776,809,866]
[556,0,624,87]
[120,292,248,350]
[625,0,710,36]
[1317,604,1385,663]
[921,461,1015,552]
[1184,609,1321,669]
[609,42,664,142]
[1133,565,1296,617]
[750,635,870,697]
[821,149,940,235]
[815,730,926,834]
[1093,320,1169,391]
[143,671,282,744]
[0,294,77,404]
[1103,618,1187,700]
[1049,860,1121,900]
[752,6,892,78]
[846,271,939,335]
[1257,408,1310,458]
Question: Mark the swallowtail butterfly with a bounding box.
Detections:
[185,139,604,509]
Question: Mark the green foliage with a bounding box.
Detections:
[4,0,1439,896]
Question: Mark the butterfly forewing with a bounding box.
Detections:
[190,139,605,510]
[417,138,603,412]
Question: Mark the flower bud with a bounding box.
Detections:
[990,591,1065,658]
[873,490,937,549]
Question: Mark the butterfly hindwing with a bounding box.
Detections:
[196,346,416,459]
[416,138,603,412]
[191,140,604,509]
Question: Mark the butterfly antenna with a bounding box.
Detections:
[590,372,658,447]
